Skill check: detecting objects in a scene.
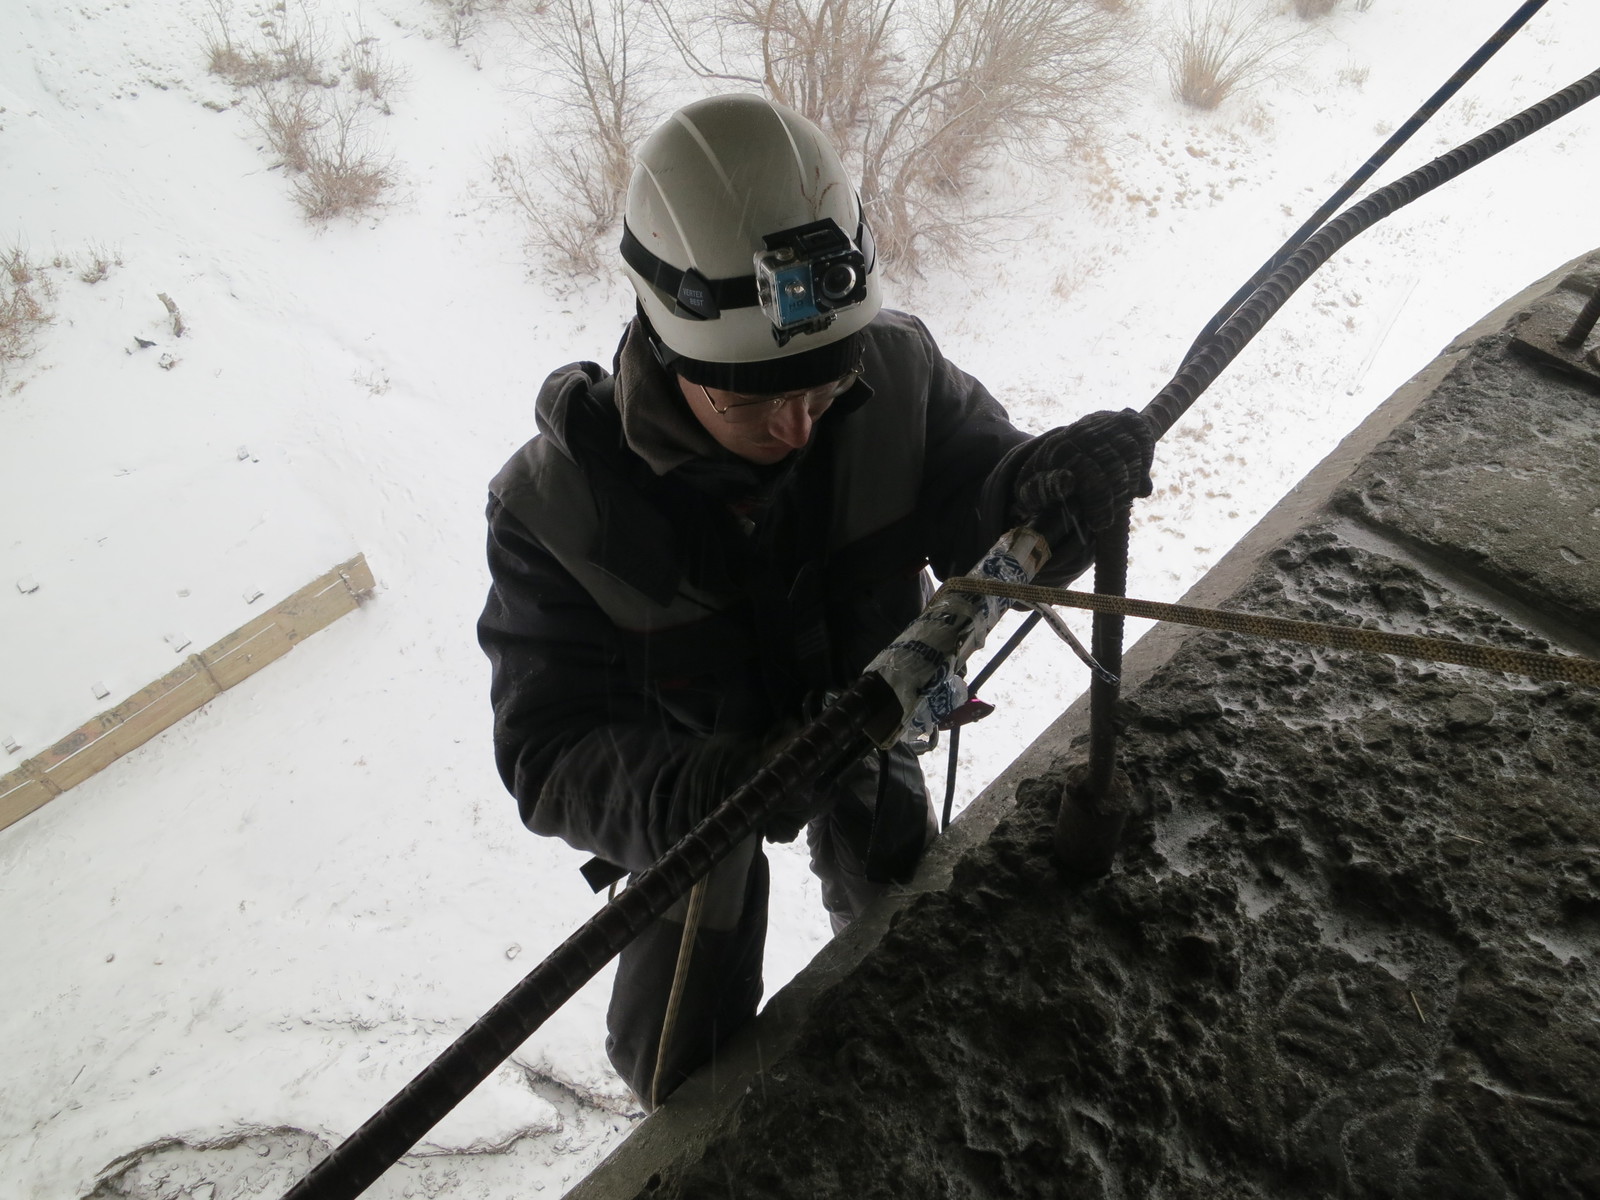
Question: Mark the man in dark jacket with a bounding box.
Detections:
[479,94,1154,1108]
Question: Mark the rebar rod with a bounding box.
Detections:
[1147,66,1600,438]
[1182,0,1551,364]
[281,673,893,1200]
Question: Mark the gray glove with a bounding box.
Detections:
[1010,408,1156,534]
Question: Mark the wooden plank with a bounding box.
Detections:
[0,553,373,834]
[202,556,370,689]
[0,768,58,831]
[37,666,220,793]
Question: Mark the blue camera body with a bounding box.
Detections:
[753,218,871,345]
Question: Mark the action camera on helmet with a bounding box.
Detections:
[754,219,872,345]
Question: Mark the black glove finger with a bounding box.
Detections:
[1081,419,1146,499]
[1014,466,1074,522]
[1118,408,1156,498]
[1067,451,1124,532]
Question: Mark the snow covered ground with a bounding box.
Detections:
[2,0,1596,1195]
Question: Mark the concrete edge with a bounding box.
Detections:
[562,247,1597,1200]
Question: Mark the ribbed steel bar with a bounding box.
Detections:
[1085,513,1131,796]
[1559,282,1600,348]
[1147,65,1600,439]
[1182,0,1550,364]
[280,673,893,1200]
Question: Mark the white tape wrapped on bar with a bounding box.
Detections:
[865,527,1050,750]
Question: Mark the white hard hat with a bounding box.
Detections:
[621,93,881,392]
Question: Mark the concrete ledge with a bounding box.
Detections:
[567,248,1600,1198]
[0,554,375,831]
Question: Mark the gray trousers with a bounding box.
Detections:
[606,747,934,1108]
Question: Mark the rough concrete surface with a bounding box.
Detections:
[573,254,1600,1198]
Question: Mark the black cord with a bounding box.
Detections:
[939,610,1043,831]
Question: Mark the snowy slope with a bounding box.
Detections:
[2,0,1597,1195]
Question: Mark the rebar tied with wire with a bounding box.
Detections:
[1042,64,1600,879]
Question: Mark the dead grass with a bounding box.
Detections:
[1293,0,1341,17]
[1337,61,1370,89]
[1,247,56,380]
[1166,0,1303,111]
[77,243,123,284]
[203,0,334,88]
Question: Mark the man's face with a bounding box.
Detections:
[677,374,852,466]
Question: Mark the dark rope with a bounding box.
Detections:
[942,17,1569,818]
[941,725,960,833]
[1182,0,1550,364]
[940,610,1042,831]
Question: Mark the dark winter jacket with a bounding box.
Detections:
[478,309,1050,873]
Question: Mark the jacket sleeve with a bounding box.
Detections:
[902,316,1033,578]
[477,495,720,872]
[910,318,1096,586]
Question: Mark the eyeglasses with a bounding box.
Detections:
[697,372,859,424]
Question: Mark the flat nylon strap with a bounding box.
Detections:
[942,577,1600,688]
[619,224,760,316]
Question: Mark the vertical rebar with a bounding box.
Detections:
[1054,510,1134,881]
[1559,284,1600,348]
[1085,513,1129,795]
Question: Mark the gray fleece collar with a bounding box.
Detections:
[615,320,726,477]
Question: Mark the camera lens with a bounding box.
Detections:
[819,263,858,301]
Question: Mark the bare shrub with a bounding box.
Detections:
[262,0,336,89]
[1293,0,1340,16]
[499,0,656,273]
[203,5,398,223]
[0,248,56,380]
[431,0,506,48]
[341,16,407,112]
[491,148,613,275]
[288,98,395,222]
[253,82,323,171]
[660,0,1140,274]
[681,0,899,144]
[1165,0,1301,111]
